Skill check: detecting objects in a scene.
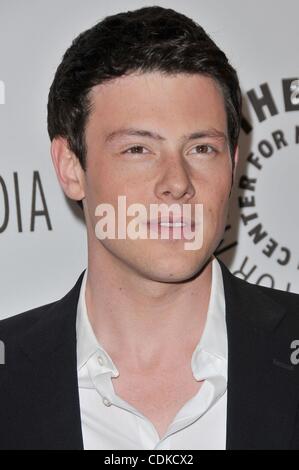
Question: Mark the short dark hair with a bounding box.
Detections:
[47,5,242,209]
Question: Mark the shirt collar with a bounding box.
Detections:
[76,257,227,378]
[76,269,118,373]
[191,257,227,381]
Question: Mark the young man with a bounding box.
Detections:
[0,6,298,450]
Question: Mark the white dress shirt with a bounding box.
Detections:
[76,257,228,450]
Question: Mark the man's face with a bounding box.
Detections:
[82,72,237,282]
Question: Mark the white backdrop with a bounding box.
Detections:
[0,0,298,319]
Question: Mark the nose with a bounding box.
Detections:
[155,154,195,203]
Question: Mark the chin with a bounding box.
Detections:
[142,256,207,283]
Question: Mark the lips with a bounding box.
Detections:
[147,215,197,231]
[147,216,196,230]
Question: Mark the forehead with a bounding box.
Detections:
[87,72,227,135]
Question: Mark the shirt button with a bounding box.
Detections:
[103,397,112,407]
[98,355,105,366]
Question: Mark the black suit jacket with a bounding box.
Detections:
[1,258,299,450]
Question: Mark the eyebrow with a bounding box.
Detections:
[104,127,227,144]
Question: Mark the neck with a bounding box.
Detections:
[85,242,214,369]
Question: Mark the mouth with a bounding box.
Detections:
[159,221,187,227]
[147,217,196,230]
[144,217,197,240]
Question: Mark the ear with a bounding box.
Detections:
[229,146,239,197]
[50,137,85,203]
[232,145,239,182]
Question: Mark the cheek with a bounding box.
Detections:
[202,172,231,223]
[85,159,120,203]
[205,167,231,200]
[86,168,146,217]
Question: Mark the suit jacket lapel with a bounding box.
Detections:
[218,258,299,449]
[16,271,86,450]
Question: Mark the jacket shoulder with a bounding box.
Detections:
[233,274,299,328]
[0,270,85,342]
[218,258,299,332]
[0,300,59,340]
[246,280,299,310]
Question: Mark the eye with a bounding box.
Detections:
[122,145,150,155]
[188,144,216,155]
